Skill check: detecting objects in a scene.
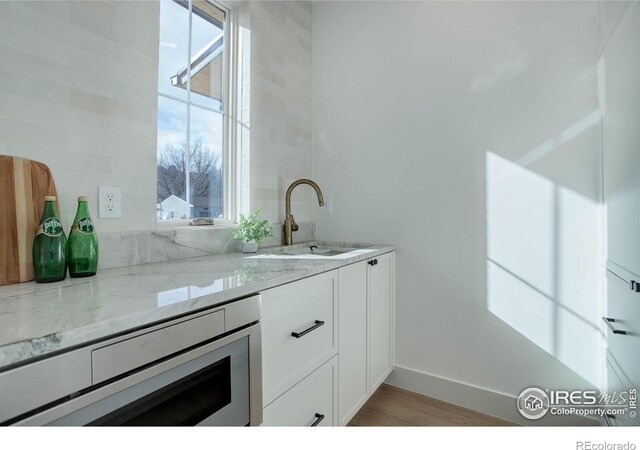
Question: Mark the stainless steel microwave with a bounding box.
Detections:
[1,295,262,426]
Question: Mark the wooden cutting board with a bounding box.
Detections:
[0,156,59,286]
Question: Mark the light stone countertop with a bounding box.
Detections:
[0,241,394,371]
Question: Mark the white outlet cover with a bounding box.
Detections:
[98,186,122,219]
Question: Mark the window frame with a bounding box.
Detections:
[156,0,239,227]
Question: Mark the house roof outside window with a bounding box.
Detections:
[170,33,224,102]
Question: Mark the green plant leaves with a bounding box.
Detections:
[232,207,274,244]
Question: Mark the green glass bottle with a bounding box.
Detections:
[33,196,67,283]
[67,196,98,278]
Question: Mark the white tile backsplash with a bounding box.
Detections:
[0,0,159,233]
[0,0,314,237]
[246,1,314,225]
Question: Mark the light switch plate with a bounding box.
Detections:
[98,186,122,219]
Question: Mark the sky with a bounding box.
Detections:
[157,0,224,167]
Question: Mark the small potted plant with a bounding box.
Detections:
[233,208,273,253]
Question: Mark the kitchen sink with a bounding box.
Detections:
[281,246,358,257]
[248,244,370,260]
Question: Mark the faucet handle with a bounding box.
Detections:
[290,214,299,232]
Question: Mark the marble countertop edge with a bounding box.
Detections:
[0,241,395,371]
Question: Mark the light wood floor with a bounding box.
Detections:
[348,384,517,426]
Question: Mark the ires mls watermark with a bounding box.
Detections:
[516,386,637,420]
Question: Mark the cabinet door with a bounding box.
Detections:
[262,356,337,427]
[338,261,368,426]
[606,355,640,427]
[603,2,640,274]
[368,252,394,393]
[261,271,338,406]
[606,264,640,390]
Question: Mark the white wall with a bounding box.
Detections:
[312,0,603,404]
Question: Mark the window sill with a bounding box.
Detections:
[155,220,237,231]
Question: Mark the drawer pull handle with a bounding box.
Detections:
[604,414,615,426]
[631,280,640,293]
[291,320,325,338]
[368,259,378,266]
[603,317,627,335]
[310,413,325,427]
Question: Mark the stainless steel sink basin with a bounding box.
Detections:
[247,243,370,260]
[281,246,357,257]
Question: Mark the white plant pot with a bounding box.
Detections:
[242,240,258,253]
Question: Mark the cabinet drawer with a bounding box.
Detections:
[606,268,640,389]
[262,356,337,426]
[606,356,640,427]
[92,309,225,384]
[261,271,338,405]
[0,349,91,423]
[604,358,620,427]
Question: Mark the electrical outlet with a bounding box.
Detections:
[98,186,122,219]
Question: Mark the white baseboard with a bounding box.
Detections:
[385,365,599,426]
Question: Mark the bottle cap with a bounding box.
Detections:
[78,196,88,202]
[44,196,56,202]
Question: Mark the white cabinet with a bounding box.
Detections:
[261,270,338,406]
[338,261,368,425]
[263,356,338,427]
[605,264,640,390]
[601,3,640,428]
[605,354,640,427]
[338,252,395,426]
[368,252,395,392]
[602,2,640,275]
[261,251,395,426]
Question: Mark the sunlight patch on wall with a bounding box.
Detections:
[487,151,602,387]
[487,152,555,297]
[517,111,601,168]
[488,260,556,354]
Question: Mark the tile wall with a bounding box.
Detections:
[0,0,316,268]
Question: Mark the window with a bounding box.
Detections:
[156,0,233,222]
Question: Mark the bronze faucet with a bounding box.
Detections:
[284,179,324,245]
